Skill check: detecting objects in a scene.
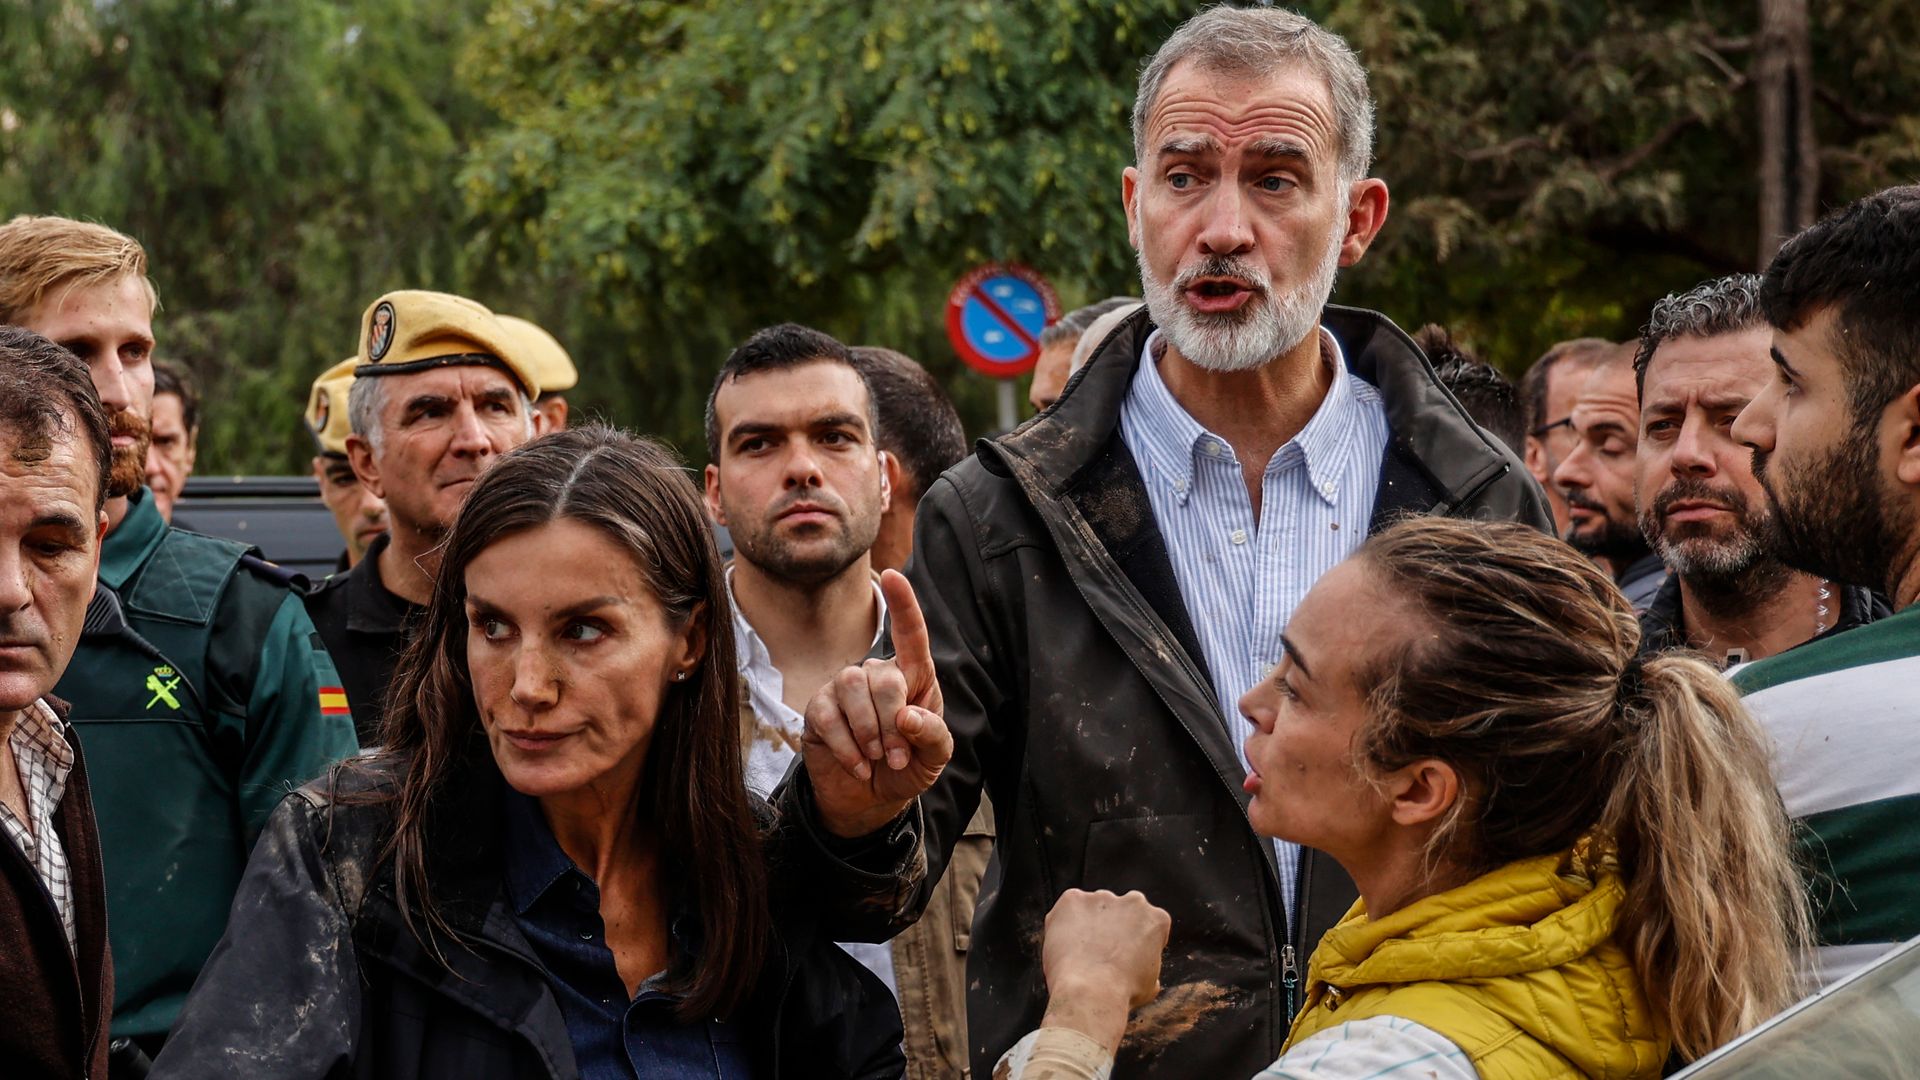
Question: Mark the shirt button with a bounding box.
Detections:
[1322,481,1336,495]
[1230,529,1248,545]
[578,929,595,941]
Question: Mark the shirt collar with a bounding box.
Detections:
[499,787,703,977]
[500,787,583,916]
[725,563,888,664]
[12,699,74,770]
[99,488,168,590]
[1125,327,1357,507]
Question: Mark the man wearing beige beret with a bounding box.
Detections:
[304,290,542,742]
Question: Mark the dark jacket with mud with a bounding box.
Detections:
[801,306,1552,1079]
[149,750,920,1080]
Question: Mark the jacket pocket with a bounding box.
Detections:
[1079,813,1213,901]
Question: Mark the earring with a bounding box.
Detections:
[673,671,689,682]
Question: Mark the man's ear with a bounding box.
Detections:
[1385,758,1460,829]
[878,450,897,514]
[1122,166,1142,251]
[91,511,108,583]
[1891,383,1920,490]
[1338,178,1390,268]
[345,434,385,501]
[703,462,728,527]
[1523,436,1551,488]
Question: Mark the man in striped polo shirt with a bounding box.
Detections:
[1731,184,1920,988]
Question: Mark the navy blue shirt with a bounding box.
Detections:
[501,790,756,1079]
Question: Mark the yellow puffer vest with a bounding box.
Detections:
[1284,850,1668,1079]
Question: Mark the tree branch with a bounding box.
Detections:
[1814,84,1892,132]
[1460,135,1549,163]
[1595,110,1713,183]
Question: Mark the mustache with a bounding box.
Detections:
[769,490,846,518]
[1171,255,1271,296]
[109,407,149,441]
[1562,488,1606,514]
[1653,476,1750,519]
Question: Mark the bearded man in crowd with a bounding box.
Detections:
[790,8,1548,1077]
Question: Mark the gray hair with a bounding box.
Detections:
[1132,6,1375,184]
[347,372,388,453]
[1040,296,1140,350]
[1632,274,1767,397]
[346,369,534,455]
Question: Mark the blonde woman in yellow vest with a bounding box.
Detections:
[994,518,1809,1080]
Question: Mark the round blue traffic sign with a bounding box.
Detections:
[946,264,1061,378]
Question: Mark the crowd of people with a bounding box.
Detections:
[1,6,1917,1080]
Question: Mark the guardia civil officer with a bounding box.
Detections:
[305,290,542,743]
[0,214,359,1070]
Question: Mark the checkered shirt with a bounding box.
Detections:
[0,698,77,952]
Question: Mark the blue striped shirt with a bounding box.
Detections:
[1119,328,1390,917]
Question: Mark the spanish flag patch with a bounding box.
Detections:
[319,687,351,717]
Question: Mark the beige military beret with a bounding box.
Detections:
[497,315,577,395]
[355,289,540,398]
[305,357,358,456]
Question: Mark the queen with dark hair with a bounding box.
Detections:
[151,425,926,1080]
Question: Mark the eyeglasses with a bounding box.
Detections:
[1529,416,1573,439]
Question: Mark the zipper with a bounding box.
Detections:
[1280,944,1300,1020]
[1283,847,1315,1022]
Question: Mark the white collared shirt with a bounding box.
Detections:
[727,566,889,798]
[727,567,897,991]
[1118,327,1390,918]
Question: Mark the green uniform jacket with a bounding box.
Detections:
[53,488,360,1040]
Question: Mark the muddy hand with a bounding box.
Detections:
[1043,889,1170,1010]
[1037,889,1171,1054]
[801,569,952,838]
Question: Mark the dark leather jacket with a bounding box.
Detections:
[151,751,916,1079]
[796,305,1552,1079]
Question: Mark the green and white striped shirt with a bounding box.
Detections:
[1734,603,1920,987]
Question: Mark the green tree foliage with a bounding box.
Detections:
[1331,0,1920,369]
[459,0,1191,459]
[3,1,1917,471]
[0,0,492,472]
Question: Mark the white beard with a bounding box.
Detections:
[1137,214,1346,373]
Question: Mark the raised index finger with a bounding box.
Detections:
[880,569,937,705]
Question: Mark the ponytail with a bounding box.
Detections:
[1599,653,1812,1060]
[1356,517,1812,1062]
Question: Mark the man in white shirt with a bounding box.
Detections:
[707,323,997,1078]
[703,323,893,801]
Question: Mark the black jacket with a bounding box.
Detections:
[150,751,913,1079]
[792,306,1552,1079]
[1638,574,1890,660]
[304,532,421,743]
